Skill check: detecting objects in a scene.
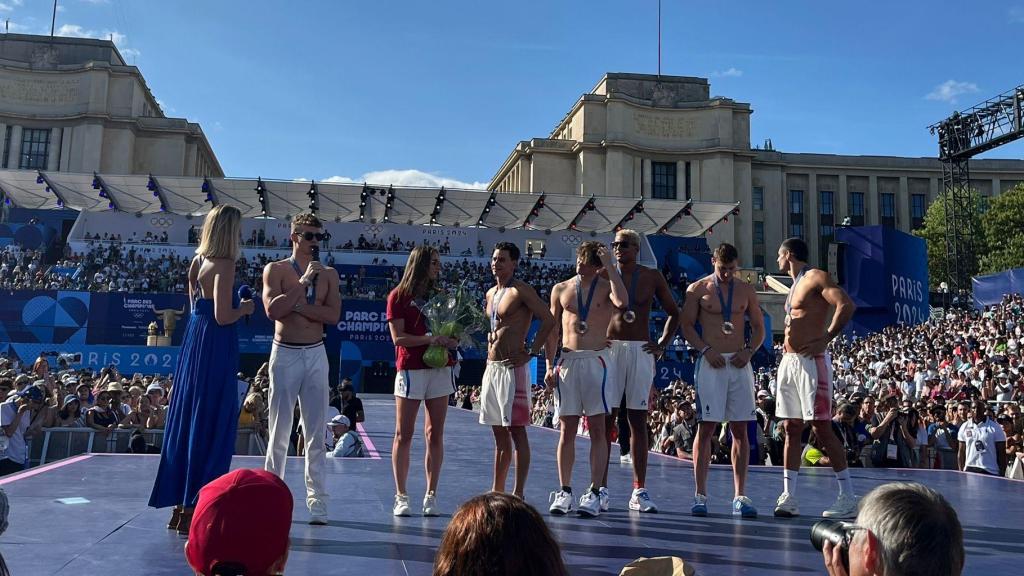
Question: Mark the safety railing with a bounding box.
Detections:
[27,427,266,467]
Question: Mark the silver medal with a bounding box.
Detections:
[784,315,791,327]
[576,320,589,335]
[623,310,636,324]
[722,321,735,335]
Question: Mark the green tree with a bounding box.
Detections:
[979,183,1024,274]
[913,187,984,288]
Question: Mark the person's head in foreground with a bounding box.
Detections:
[820,482,964,576]
[432,492,568,576]
[186,468,293,576]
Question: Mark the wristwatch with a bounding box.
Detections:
[293,302,303,312]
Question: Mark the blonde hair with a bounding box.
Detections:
[615,228,642,248]
[196,205,242,261]
[395,245,438,300]
[291,212,322,231]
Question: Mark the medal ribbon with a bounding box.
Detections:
[713,273,735,327]
[617,266,640,316]
[491,280,512,332]
[784,266,810,317]
[576,275,599,327]
[289,258,316,304]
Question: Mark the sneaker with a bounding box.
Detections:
[822,493,859,519]
[773,492,799,518]
[691,493,708,517]
[620,453,633,465]
[548,489,573,515]
[393,494,411,517]
[628,488,658,513]
[598,487,610,512]
[422,491,440,517]
[309,499,328,525]
[577,490,602,518]
[732,495,758,518]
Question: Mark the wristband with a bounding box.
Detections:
[700,345,712,355]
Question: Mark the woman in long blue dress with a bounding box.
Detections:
[149,205,254,534]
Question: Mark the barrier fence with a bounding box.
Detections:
[26,427,265,467]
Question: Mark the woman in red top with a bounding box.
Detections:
[387,246,458,517]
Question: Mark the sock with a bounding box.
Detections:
[783,469,799,496]
[633,480,642,489]
[590,484,600,496]
[835,469,853,496]
[561,485,572,494]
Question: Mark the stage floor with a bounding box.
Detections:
[2,395,1022,575]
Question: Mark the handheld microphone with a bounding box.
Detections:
[238,284,253,325]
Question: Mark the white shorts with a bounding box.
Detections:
[394,367,456,401]
[693,353,756,423]
[554,349,611,417]
[479,361,532,427]
[775,353,833,421]
[606,340,656,411]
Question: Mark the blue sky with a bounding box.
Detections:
[4,0,1024,188]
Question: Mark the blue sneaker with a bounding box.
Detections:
[733,495,758,518]
[691,494,708,517]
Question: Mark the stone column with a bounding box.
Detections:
[867,175,879,225]
[6,125,22,169]
[898,176,910,232]
[47,127,62,171]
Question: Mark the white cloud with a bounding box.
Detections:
[710,67,743,78]
[1010,6,1024,22]
[323,169,488,190]
[0,3,15,12]
[120,47,141,60]
[925,80,980,103]
[79,0,111,4]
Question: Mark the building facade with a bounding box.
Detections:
[0,34,222,178]
[490,73,1024,269]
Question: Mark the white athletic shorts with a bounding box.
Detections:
[394,366,456,401]
[554,349,611,417]
[693,353,756,423]
[775,353,834,421]
[606,340,656,411]
[479,361,532,427]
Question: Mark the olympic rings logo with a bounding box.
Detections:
[149,217,174,227]
[365,224,383,234]
[561,235,581,245]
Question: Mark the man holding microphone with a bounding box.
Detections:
[263,213,341,525]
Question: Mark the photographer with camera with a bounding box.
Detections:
[815,482,964,576]
[867,394,916,468]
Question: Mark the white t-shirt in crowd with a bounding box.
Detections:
[0,400,30,465]
[958,417,1007,475]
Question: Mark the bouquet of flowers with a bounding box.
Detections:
[421,283,490,369]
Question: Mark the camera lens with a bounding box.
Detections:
[810,520,852,571]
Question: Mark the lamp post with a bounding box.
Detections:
[939,281,949,310]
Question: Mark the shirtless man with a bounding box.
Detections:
[545,241,627,517]
[603,229,681,513]
[680,243,764,518]
[262,212,341,525]
[479,242,555,498]
[773,237,858,519]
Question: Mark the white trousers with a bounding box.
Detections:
[265,340,330,510]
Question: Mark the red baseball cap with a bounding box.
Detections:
[185,469,293,576]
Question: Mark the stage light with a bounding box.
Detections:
[723,216,729,223]
[731,207,740,216]
[36,174,45,184]
[683,207,691,216]
[707,226,713,234]
[56,198,63,208]
[108,201,115,210]
[147,176,157,192]
[92,176,101,190]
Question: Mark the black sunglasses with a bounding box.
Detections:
[611,241,635,249]
[294,231,327,242]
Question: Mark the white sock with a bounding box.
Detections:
[836,469,853,496]
[784,469,799,496]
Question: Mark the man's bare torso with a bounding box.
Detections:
[693,276,752,354]
[555,276,615,351]
[268,259,333,343]
[607,265,656,342]
[784,270,830,353]
[487,280,533,362]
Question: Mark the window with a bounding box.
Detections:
[753,221,765,245]
[849,192,864,217]
[880,193,896,218]
[18,128,50,170]
[821,224,834,238]
[753,253,765,269]
[789,189,804,214]
[1,126,10,169]
[819,191,834,215]
[911,194,926,219]
[752,186,764,211]
[652,162,677,200]
[789,222,804,238]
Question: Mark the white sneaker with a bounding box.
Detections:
[620,453,633,465]
[309,499,328,525]
[773,492,799,518]
[422,491,440,517]
[823,493,859,519]
[577,490,602,518]
[548,489,573,515]
[598,487,610,512]
[628,488,658,513]
[393,494,411,517]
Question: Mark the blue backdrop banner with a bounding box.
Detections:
[836,225,929,336]
[973,267,1024,309]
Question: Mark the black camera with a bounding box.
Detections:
[810,520,857,571]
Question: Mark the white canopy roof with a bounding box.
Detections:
[0,170,738,236]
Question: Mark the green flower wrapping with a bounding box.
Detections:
[421,283,489,368]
